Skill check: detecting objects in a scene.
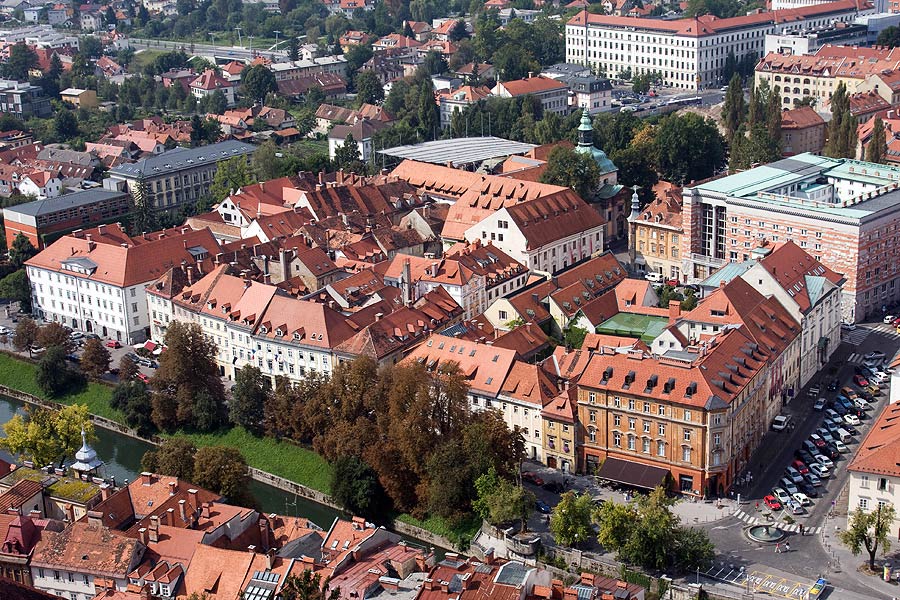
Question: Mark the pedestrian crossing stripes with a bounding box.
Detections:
[848,353,864,364]
[733,509,821,535]
[841,328,871,346]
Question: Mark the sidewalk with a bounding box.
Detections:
[522,460,738,525]
[819,515,900,599]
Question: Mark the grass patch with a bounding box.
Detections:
[172,427,333,494]
[130,49,165,73]
[397,513,481,548]
[287,138,328,154]
[0,353,124,422]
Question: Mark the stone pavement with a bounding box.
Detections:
[819,514,900,600]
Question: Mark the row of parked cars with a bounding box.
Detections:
[764,354,890,515]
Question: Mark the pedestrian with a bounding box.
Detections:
[785,542,791,552]
[775,543,781,553]
[756,501,760,511]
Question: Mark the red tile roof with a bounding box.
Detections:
[404,334,519,397]
[780,106,825,130]
[191,69,234,91]
[496,75,567,97]
[848,401,900,476]
[503,191,605,250]
[756,240,844,313]
[31,522,140,577]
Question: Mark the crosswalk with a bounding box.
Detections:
[734,509,822,535]
[841,328,872,346]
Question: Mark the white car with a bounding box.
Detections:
[0,325,8,335]
[645,272,664,283]
[809,463,831,479]
[792,492,812,506]
[773,487,791,504]
[844,413,861,426]
[884,315,896,324]
[841,322,857,331]
[815,454,834,469]
[833,440,849,453]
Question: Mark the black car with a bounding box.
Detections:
[842,423,859,435]
[800,482,819,498]
[833,403,849,416]
[797,449,818,465]
[827,379,840,391]
[542,481,565,493]
[822,444,841,460]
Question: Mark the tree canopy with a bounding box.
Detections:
[540,146,601,199]
[0,404,93,467]
[840,503,897,570]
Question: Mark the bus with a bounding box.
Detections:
[666,96,703,107]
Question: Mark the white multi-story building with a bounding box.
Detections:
[497,362,558,462]
[465,191,606,274]
[26,224,221,343]
[565,0,872,90]
[149,265,356,382]
[848,401,900,539]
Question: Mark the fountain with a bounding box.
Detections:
[747,523,786,543]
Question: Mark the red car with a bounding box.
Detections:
[853,374,869,387]
[522,472,545,486]
[666,279,680,287]
[791,459,810,474]
[136,373,150,384]
[764,495,782,510]
[106,340,121,348]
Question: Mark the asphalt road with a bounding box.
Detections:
[701,319,900,597]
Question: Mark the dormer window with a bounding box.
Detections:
[259,326,268,334]
[275,329,283,336]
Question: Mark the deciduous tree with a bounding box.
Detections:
[230,365,268,434]
[13,317,39,353]
[354,69,384,105]
[37,322,74,354]
[9,233,37,269]
[330,455,388,519]
[0,270,31,312]
[654,113,726,184]
[549,491,594,547]
[208,155,256,204]
[192,445,251,504]
[36,346,76,396]
[840,504,897,570]
[539,146,600,199]
[80,338,111,378]
[866,118,886,164]
[141,436,196,479]
[280,571,339,600]
[241,64,278,104]
[0,404,93,467]
[118,354,139,382]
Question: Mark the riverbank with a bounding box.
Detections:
[0,351,471,549]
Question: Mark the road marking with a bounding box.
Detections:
[748,571,810,598]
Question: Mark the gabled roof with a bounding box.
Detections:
[500,360,559,406]
[780,106,825,130]
[31,522,140,577]
[404,334,519,397]
[756,241,844,313]
[503,191,605,250]
[848,401,900,477]
[190,69,234,91]
[496,75,568,97]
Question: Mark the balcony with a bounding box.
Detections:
[690,253,726,269]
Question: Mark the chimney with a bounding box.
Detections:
[178,499,187,523]
[140,472,153,485]
[440,581,449,593]
[337,169,344,185]
[138,527,148,546]
[528,71,534,78]
[149,525,159,543]
[266,548,276,569]
[97,224,105,235]
[100,483,111,501]
[719,279,726,289]
[87,510,103,527]
[375,312,383,321]
[188,488,199,510]
[186,265,194,285]
[668,299,681,324]
[29,509,41,520]
[165,507,175,526]
[259,517,270,551]
[64,503,75,523]
[168,481,177,495]
[6,507,19,516]
[247,545,257,553]
[201,502,210,519]
[424,579,434,591]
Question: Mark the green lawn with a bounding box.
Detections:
[174,427,333,494]
[0,353,124,421]
[397,513,481,547]
[130,49,165,74]
[0,353,331,491]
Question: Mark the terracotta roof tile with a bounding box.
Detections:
[31,522,140,578]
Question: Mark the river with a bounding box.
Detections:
[0,395,348,531]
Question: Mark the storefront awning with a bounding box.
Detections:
[596,457,670,490]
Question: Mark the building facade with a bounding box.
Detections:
[2,189,130,250]
[847,401,900,539]
[566,1,871,91]
[106,140,256,213]
[681,153,884,322]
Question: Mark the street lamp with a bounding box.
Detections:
[234,26,242,48]
[273,30,280,53]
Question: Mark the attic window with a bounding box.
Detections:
[486,377,493,385]
[275,329,283,337]
[259,326,268,334]
[293,332,301,340]
[492,354,499,362]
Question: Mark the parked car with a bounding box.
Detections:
[786,500,805,515]
[69,331,84,341]
[804,471,822,487]
[827,379,839,392]
[809,434,827,448]
[832,439,849,453]
[842,423,859,435]
[785,466,804,484]
[817,429,835,444]
[802,440,822,456]
[797,450,818,465]
[883,314,895,324]
[772,415,791,431]
[853,374,870,387]
[535,500,552,514]
[865,384,882,396]
[813,397,827,411]
[833,403,849,416]
[772,488,791,505]
[779,478,800,495]
[136,373,151,384]
[800,482,819,497]
[0,325,8,335]
[841,322,857,331]
[844,413,861,426]
[821,444,840,460]
[809,463,831,478]
[106,340,121,349]
[791,459,810,474]
[841,387,858,399]
[865,351,886,361]
[764,495,783,510]
[522,472,545,486]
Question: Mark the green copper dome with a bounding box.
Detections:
[575,111,617,175]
